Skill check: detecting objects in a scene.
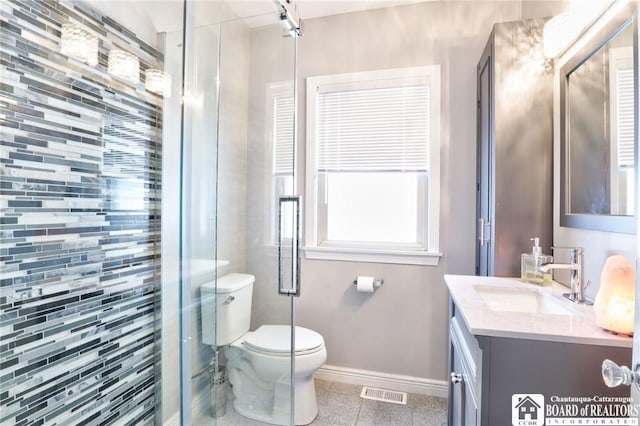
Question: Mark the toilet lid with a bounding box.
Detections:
[243,325,324,356]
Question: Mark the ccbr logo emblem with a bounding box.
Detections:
[512,394,544,426]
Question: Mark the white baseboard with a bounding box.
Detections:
[315,364,448,398]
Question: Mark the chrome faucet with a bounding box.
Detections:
[538,247,592,305]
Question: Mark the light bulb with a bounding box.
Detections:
[108,49,139,84]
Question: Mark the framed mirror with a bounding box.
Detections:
[559,2,638,234]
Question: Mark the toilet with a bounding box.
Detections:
[201,273,327,425]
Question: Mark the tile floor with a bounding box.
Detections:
[196,379,448,426]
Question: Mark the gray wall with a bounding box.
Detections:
[521,1,567,19]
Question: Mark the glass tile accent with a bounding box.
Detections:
[0,1,164,424]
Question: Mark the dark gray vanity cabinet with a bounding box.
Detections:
[476,18,553,277]
[448,298,632,426]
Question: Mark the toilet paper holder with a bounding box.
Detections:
[352,278,384,288]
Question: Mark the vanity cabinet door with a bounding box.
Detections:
[464,394,478,426]
[450,345,479,426]
[450,349,464,426]
[450,312,480,426]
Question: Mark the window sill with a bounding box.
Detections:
[303,246,442,266]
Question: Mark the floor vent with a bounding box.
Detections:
[360,386,408,405]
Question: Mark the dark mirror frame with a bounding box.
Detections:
[559,2,639,234]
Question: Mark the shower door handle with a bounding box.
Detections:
[278,196,301,297]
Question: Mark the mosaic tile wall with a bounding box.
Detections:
[0,0,164,424]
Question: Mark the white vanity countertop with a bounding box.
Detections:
[445,274,633,348]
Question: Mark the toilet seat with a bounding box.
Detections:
[243,325,324,357]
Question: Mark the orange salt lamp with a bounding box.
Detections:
[594,255,635,336]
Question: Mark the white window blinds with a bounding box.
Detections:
[317,85,430,172]
[616,67,634,167]
[273,95,294,175]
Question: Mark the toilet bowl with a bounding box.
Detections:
[201,274,327,425]
[226,325,327,425]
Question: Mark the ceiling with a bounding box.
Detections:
[296,0,433,20]
[225,0,434,26]
[86,0,437,39]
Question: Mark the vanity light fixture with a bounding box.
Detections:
[60,23,99,66]
[145,69,171,97]
[108,49,140,84]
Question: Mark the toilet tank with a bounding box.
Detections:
[201,273,254,347]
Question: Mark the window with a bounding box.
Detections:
[267,82,295,244]
[304,66,441,265]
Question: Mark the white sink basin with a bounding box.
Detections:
[473,285,575,315]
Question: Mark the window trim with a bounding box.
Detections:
[304,66,442,265]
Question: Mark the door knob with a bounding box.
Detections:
[450,372,463,384]
[602,359,640,388]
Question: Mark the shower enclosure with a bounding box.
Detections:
[0,0,302,424]
[176,0,302,423]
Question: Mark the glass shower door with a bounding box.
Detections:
[178,2,223,424]
[178,1,301,424]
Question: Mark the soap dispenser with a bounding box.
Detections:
[521,237,553,286]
